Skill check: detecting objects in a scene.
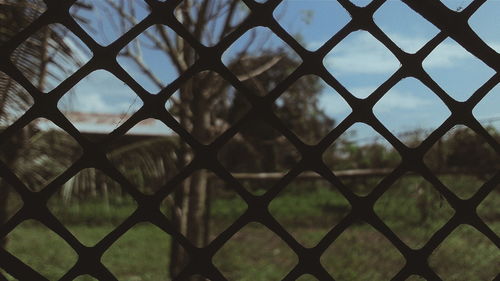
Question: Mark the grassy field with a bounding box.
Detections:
[1,175,499,281]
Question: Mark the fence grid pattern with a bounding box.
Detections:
[0,0,499,280]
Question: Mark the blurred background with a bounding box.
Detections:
[0,0,499,280]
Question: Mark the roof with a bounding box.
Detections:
[37,112,173,136]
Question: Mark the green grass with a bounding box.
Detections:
[1,177,499,281]
[2,222,499,281]
[3,222,170,281]
[101,223,170,281]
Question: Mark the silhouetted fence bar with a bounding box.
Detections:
[1,0,499,280]
[228,168,495,180]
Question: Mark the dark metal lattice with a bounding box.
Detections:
[0,0,499,280]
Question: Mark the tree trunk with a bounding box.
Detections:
[169,87,211,281]
[169,166,210,280]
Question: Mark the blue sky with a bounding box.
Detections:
[58,0,500,143]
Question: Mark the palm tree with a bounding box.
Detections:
[0,0,90,248]
[1,2,332,280]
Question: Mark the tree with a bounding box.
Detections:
[70,0,335,279]
[0,0,89,248]
[424,126,500,175]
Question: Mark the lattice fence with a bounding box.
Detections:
[0,0,499,280]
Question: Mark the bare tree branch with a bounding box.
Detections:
[235,56,282,81]
[218,0,240,42]
[156,24,188,72]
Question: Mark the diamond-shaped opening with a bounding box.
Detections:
[469,1,500,53]
[0,0,46,44]
[0,72,34,128]
[0,119,83,192]
[296,274,318,281]
[213,222,297,280]
[47,168,137,246]
[438,175,489,201]
[321,222,405,280]
[117,24,194,93]
[429,225,500,281]
[11,23,92,92]
[70,0,149,46]
[58,70,143,139]
[440,0,474,12]
[373,0,439,54]
[174,0,249,47]
[160,170,247,247]
[274,75,350,145]
[273,0,350,51]
[218,118,301,195]
[0,182,23,226]
[323,123,401,196]
[373,77,451,147]
[206,177,248,243]
[5,220,77,280]
[269,173,351,248]
[423,125,499,199]
[222,27,302,96]
[168,71,250,144]
[477,189,500,237]
[349,0,372,7]
[102,222,173,280]
[324,31,400,99]
[423,38,495,102]
[106,119,185,195]
[374,175,455,249]
[73,275,97,281]
[187,275,211,281]
[472,83,500,128]
[406,275,426,281]
[0,271,16,281]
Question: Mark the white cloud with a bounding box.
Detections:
[322,32,500,75]
[385,33,427,53]
[374,89,432,113]
[423,39,473,68]
[58,70,143,114]
[324,32,400,75]
[425,39,500,69]
[60,89,141,114]
[78,92,140,114]
[60,92,112,113]
[84,93,119,113]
